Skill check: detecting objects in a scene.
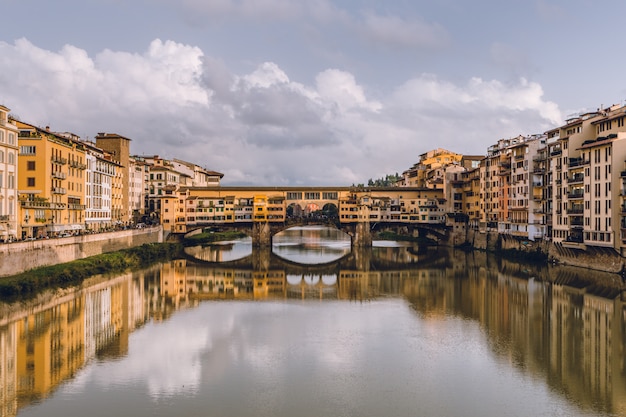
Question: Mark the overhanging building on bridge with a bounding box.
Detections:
[158,186,448,235]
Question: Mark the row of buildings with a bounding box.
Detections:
[397,103,626,257]
[6,100,626,257]
[0,104,223,241]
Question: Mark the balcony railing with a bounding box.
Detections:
[20,200,50,208]
[51,187,67,195]
[0,215,11,221]
[51,171,67,179]
[51,156,68,165]
[568,158,589,168]
[69,160,87,170]
[567,175,584,184]
[567,207,584,214]
[68,204,86,210]
[567,190,584,199]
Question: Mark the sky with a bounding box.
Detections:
[1,0,625,186]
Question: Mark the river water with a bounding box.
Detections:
[1,226,625,417]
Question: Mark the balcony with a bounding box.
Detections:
[570,218,584,226]
[0,214,11,221]
[20,200,50,209]
[51,156,68,165]
[550,149,562,156]
[567,206,584,214]
[69,160,87,170]
[51,187,67,195]
[68,204,86,210]
[567,175,584,184]
[567,190,584,199]
[568,158,589,168]
[51,171,67,180]
[532,181,543,187]
[532,194,543,201]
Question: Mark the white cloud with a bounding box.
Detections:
[316,69,382,113]
[0,39,561,186]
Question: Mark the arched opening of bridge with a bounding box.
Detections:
[272,225,351,264]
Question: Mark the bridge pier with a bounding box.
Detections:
[251,222,272,247]
[344,221,372,248]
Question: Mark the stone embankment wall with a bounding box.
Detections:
[0,226,163,278]
[459,225,624,274]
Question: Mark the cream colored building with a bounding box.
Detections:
[129,156,148,222]
[0,106,19,242]
[84,142,118,231]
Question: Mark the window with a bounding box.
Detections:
[7,152,13,164]
[27,177,35,187]
[27,161,35,170]
[19,145,36,155]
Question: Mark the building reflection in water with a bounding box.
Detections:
[0,248,624,416]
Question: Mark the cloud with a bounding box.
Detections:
[0,38,561,186]
[359,12,450,49]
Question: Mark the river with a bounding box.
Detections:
[0,226,624,417]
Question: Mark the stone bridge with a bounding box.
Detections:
[168,186,453,247]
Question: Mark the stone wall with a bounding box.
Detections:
[548,243,625,274]
[0,226,163,278]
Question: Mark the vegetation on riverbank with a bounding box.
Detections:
[0,242,183,300]
[182,230,248,246]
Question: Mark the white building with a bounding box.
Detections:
[84,143,117,231]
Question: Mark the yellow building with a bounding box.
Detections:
[16,121,86,238]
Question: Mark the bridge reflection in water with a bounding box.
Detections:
[0,249,626,416]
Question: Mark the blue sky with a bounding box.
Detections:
[1,0,624,185]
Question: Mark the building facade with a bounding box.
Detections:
[0,106,19,242]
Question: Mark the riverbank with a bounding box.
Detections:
[463,228,626,276]
[0,226,163,278]
[0,242,183,300]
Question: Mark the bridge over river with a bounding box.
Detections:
[164,186,461,246]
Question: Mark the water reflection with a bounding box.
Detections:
[183,237,253,262]
[0,246,625,416]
